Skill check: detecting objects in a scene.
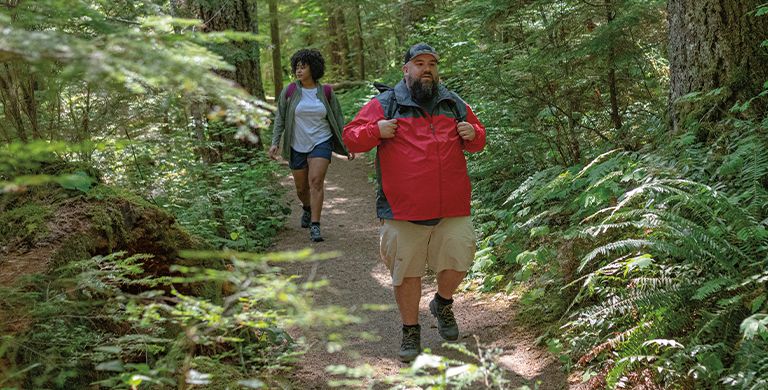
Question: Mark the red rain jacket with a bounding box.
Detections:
[343,80,486,220]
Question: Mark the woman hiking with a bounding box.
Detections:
[269,48,353,242]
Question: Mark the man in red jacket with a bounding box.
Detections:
[343,43,486,362]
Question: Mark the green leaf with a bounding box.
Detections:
[693,278,730,300]
[516,250,538,265]
[230,231,239,240]
[752,295,767,313]
[529,225,550,238]
[740,314,768,340]
[625,254,653,275]
[56,172,94,193]
[697,352,724,374]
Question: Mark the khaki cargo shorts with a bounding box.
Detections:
[379,217,476,286]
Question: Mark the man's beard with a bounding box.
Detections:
[407,74,439,103]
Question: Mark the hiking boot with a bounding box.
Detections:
[430,298,459,341]
[399,325,421,363]
[309,224,324,242]
[300,208,311,228]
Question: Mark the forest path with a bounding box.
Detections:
[271,155,573,389]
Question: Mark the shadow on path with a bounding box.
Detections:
[271,155,573,389]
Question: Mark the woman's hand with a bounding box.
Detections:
[268,145,280,160]
[347,153,357,161]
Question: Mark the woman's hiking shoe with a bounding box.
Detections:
[300,208,311,228]
[429,299,459,341]
[309,224,324,242]
[399,325,421,363]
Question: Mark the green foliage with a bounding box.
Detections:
[328,339,520,389]
[0,250,358,388]
[0,202,51,247]
[154,153,289,251]
[473,121,768,387]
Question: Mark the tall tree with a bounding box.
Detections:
[325,3,343,77]
[337,9,354,79]
[198,0,266,101]
[668,0,768,132]
[353,2,365,80]
[268,0,283,98]
[605,0,623,132]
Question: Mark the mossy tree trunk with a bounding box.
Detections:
[268,0,283,98]
[195,0,265,152]
[199,0,265,101]
[0,62,38,143]
[668,0,768,132]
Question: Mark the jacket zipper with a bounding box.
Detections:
[424,109,442,217]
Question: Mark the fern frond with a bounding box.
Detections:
[575,148,623,179]
[578,322,654,366]
[692,278,733,301]
[579,239,654,272]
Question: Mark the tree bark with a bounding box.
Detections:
[326,5,342,78]
[268,0,283,98]
[337,10,354,79]
[605,0,623,132]
[354,2,365,80]
[199,0,265,101]
[198,0,264,151]
[668,0,768,132]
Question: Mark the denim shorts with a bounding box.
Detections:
[289,139,333,170]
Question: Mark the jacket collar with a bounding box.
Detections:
[393,79,453,108]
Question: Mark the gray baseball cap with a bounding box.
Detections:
[403,43,440,64]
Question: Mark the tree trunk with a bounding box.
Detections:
[199,0,265,101]
[668,0,768,132]
[198,0,264,151]
[354,3,365,80]
[605,0,623,132]
[268,0,283,98]
[336,10,354,79]
[326,6,342,78]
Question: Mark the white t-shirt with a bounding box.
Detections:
[292,87,333,152]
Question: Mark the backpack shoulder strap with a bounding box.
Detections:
[323,84,332,101]
[447,92,468,123]
[386,91,398,120]
[286,83,332,102]
[284,82,297,101]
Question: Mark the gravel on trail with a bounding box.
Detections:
[271,155,576,389]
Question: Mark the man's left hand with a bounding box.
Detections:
[457,122,475,141]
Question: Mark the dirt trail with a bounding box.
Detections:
[272,155,573,389]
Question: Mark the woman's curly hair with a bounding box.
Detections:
[290,49,325,81]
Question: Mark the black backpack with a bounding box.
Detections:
[373,82,466,122]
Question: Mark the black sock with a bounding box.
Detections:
[403,323,420,330]
[302,205,311,212]
[435,292,453,305]
[311,222,320,226]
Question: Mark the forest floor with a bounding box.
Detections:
[271,155,578,389]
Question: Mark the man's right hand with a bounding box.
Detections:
[378,119,397,139]
[268,145,279,160]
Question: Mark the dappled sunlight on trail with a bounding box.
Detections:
[271,154,573,389]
